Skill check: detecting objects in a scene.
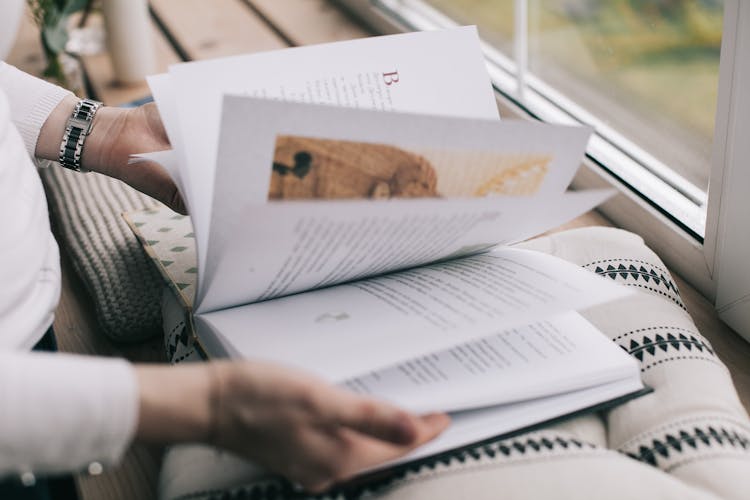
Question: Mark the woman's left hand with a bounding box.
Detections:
[37,95,186,214]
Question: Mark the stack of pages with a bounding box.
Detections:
[136,26,646,470]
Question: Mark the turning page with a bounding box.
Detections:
[196,95,597,312]
[199,190,612,313]
[152,27,498,280]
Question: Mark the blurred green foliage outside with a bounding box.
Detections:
[429,0,723,183]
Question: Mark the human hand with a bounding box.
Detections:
[208,361,449,492]
[136,361,450,493]
[83,99,186,213]
[37,95,186,213]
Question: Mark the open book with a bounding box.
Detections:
[134,27,646,471]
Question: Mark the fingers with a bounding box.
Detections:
[169,188,188,215]
[414,412,452,443]
[248,365,420,446]
[297,412,450,492]
[274,378,451,490]
[301,387,450,488]
[328,389,450,446]
[344,412,450,462]
[122,158,187,214]
[336,398,419,445]
[142,102,170,145]
[208,362,451,494]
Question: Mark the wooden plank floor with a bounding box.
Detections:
[7,1,750,499]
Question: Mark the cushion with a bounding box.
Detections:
[157,227,750,500]
[40,164,163,342]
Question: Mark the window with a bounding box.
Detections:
[337,0,750,340]
[343,0,722,238]
[429,0,721,192]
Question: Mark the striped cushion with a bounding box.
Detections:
[158,227,750,500]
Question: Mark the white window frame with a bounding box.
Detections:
[704,0,750,339]
[334,0,750,341]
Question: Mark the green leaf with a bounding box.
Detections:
[42,17,69,53]
[35,0,88,53]
[61,0,88,17]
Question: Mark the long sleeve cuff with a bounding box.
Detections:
[0,351,139,477]
[0,61,72,158]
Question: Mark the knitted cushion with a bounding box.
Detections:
[40,164,163,342]
[156,227,750,500]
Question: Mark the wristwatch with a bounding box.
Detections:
[58,98,102,172]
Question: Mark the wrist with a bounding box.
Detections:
[135,363,214,444]
[34,94,127,176]
[79,105,125,175]
[205,361,227,447]
[35,94,78,162]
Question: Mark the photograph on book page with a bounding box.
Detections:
[214,96,590,211]
[269,135,552,201]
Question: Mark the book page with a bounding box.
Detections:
[214,95,590,210]
[142,74,190,203]
[198,189,612,313]
[195,94,596,312]
[194,247,631,382]
[381,375,644,470]
[342,312,638,413]
[157,27,498,279]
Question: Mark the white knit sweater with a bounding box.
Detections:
[0,61,139,478]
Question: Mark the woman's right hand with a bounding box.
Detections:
[135,361,450,493]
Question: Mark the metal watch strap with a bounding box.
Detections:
[58,98,102,172]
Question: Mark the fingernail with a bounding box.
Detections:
[425,412,451,428]
[394,414,417,443]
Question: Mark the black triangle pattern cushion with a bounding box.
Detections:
[157,227,749,500]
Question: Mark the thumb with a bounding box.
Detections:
[124,158,187,214]
[332,393,450,445]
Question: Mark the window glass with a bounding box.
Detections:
[425,0,722,194]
